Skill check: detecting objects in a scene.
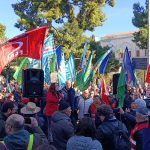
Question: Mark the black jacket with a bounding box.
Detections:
[0,112,7,140]
[97,117,128,150]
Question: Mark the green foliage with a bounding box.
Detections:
[0,23,6,40]
[12,0,115,31]
[89,41,120,73]
[1,65,15,81]
[132,0,148,49]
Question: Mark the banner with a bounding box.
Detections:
[42,34,55,85]
[13,58,30,84]
[146,65,150,84]
[56,46,66,87]
[0,26,48,73]
[66,54,76,82]
[123,47,136,85]
[83,52,93,82]
[99,49,112,74]
[81,40,88,70]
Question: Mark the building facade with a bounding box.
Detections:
[100,31,148,63]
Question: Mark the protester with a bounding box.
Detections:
[3,114,48,150]
[119,98,147,132]
[130,107,149,150]
[67,117,102,150]
[0,101,18,140]
[45,83,63,142]
[51,100,74,150]
[62,80,78,126]
[97,104,130,150]
[88,95,102,123]
[78,89,93,119]
[20,101,47,136]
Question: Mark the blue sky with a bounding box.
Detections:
[0,0,145,39]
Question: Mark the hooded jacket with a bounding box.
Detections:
[51,111,74,150]
[66,135,103,150]
[4,127,48,150]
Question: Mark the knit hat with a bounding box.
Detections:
[59,100,70,111]
[136,107,148,116]
[133,98,146,108]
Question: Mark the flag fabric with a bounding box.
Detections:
[13,58,30,84]
[146,65,150,84]
[101,78,110,105]
[116,69,126,108]
[0,26,48,73]
[6,79,12,93]
[50,54,57,73]
[66,54,76,82]
[83,52,93,82]
[123,47,136,85]
[56,46,66,87]
[76,49,112,91]
[99,49,112,74]
[42,34,55,85]
[81,40,88,70]
[30,59,40,68]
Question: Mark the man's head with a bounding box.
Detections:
[1,101,18,117]
[59,100,71,117]
[5,114,24,135]
[136,107,148,123]
[93,95,101,107]
[132,98,146,110]
[83,89,89,99]
[97,104,113,122]
[66,80,72,90]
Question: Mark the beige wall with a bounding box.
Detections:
[100,32,147,63]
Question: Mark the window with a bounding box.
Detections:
[136,50,140,57]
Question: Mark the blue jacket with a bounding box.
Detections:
[67,135,103,150]
[62,87,78,111]
[51,111,74,150]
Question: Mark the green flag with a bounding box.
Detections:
[116,69,126,108]
[13,58,30,84]
[76,49,112,91]
[83,52,93,82]
[50,54,57,73]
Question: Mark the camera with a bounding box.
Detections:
[24,117,31,124]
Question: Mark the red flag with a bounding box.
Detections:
[101,78,110,105]
[146,65,150,84]
[0,26,48,73]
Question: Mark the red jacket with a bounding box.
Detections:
[45,91,59,117]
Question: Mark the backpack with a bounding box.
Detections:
[106,121,131,150]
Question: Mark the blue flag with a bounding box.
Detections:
[81,40,88,70]
[99,49,112,74]
[56,46,66,87]
[66,54,76,82]
[42,34,55,85]
[123,47,136,85]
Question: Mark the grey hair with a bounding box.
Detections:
[6,114,24,131]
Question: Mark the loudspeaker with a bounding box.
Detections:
[113,73,120,95]
[22,69,44,98]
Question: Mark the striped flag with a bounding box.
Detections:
[83,52,93,82]
[81,40,88,70]
[42,34,55,85]
[99,49,112,74]
[76,49,112,91]
[56,46,66,87]
[66,54,76,82]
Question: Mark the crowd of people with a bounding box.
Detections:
[0,79,150,150]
